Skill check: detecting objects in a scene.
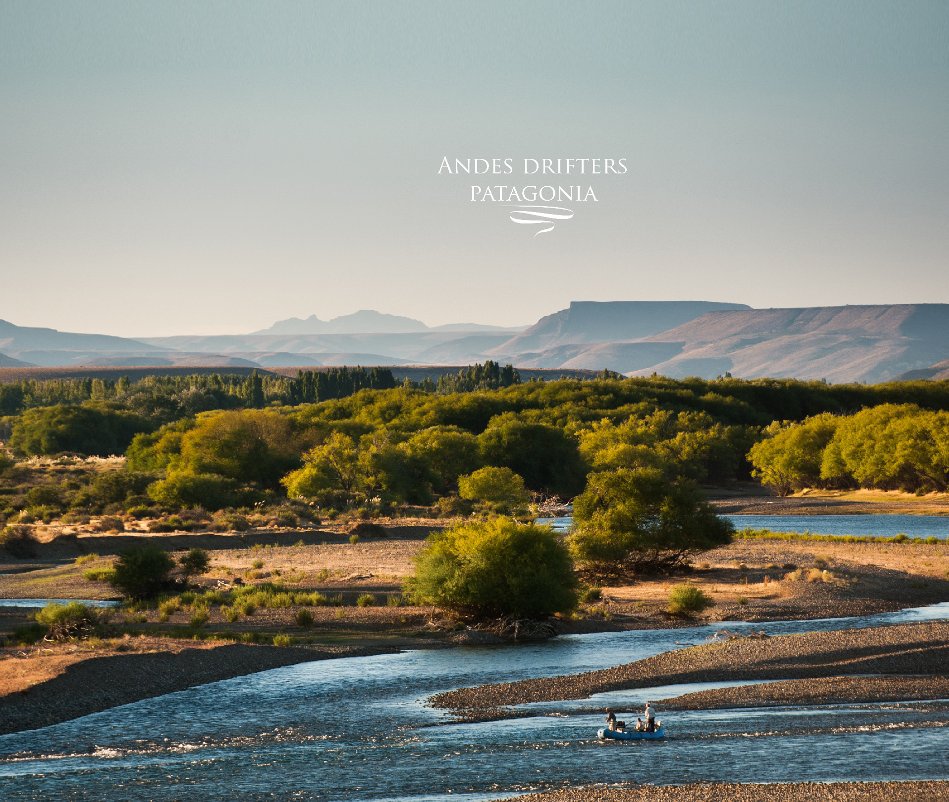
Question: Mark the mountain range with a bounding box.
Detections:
[2,302,948,383]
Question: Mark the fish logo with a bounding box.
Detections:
[509,205,575,236]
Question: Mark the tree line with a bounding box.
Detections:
[748,404,949,494]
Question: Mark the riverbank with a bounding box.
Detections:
[504,781,949,801]
[0,636,397,735]
[709,487,949,516]
[431,621,949,717]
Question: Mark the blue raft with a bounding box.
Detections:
[597,725,665,741]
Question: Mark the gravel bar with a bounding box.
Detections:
[503,780,949,801]
[432,622,948,715]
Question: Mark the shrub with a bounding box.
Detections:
[348,534,360,545]
[579,586,602,603]
[0,524,38,558]
[94,516,125,533]
[83,566,116,582]
[35,602,103,640]
[457,466,530,515]
[74,553,100,565]
[348,521,387,538]
[667,584,712,616]
[157,598,180,621]
[210,511,251,532]
[295,609,315,627]
[273,634,292,647]
[356,593,376,607]
[179,548,211,578]
[189,605,209,628]
[407,518,577,619]
[109,545,176,599]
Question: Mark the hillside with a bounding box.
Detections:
[0,320,162,366]
[634,304,949,382]
[489,301,750,356]
[0,352,33,368]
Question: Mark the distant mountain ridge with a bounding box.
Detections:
[255,310,524,336]
[2,302,948,382]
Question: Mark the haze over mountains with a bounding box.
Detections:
[2,302,948,383]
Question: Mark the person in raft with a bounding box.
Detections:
[644,702,656,732]
[605,709,625,732]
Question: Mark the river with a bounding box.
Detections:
[537,514,949,539]
[1,603,946,801]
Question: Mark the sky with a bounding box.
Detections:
[2,1,948,337]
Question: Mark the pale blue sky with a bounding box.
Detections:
[2,1,948,336]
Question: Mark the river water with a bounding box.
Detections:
[1,603,946,801]
[537,514,949,539]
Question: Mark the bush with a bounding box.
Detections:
[457,466,530,515]
[356,593,376,607]
[35,602,104,640]
[0,525,38,558]
[348,521,387,538]
[408,518,577,620]
[189,605,210,628]
[179,548,211,578]
[667,584,711,616]
[210,510,251,532]
[109,545,176,599]
[83,566,116,582]
[157,598,180,621]
[295,609,315,627]
[147,471,243,511]
[273,634,292,647]
[94,516,125,533]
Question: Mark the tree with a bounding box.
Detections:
[408,518,577,619]
[109,545,175,599]
[458,466,530,515]
[147,470,243,510]
[747,414,840,495]
[569,468,733,576]
[478,415,586,497]
[10,404,150,457]
[282,432,367,507]
[176,409,300,487]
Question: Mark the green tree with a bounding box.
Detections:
[747,413,840,495]
[458,466,530,515]
[570,468,733,576]
[147,470,243,510]
[282,432,367,507]
[10,405,150,457]
[408,518,577,619]
[478,415,586,497]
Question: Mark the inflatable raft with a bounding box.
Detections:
[597,725,665,741]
